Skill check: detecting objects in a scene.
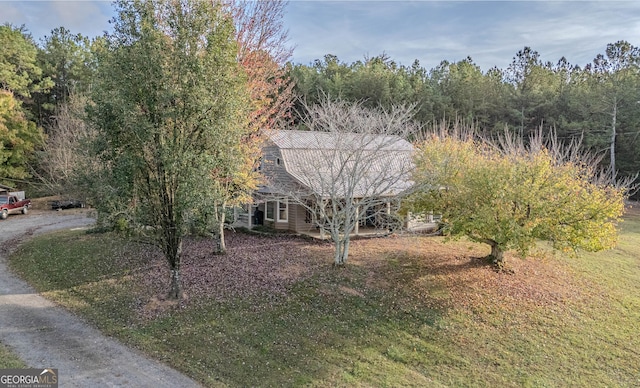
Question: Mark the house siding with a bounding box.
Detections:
[289,203,315,233]
[261,145,299,190]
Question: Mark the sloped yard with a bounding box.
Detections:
[7,207,640,386]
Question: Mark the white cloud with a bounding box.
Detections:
[0,1,113,42]
[286,1,640,71]
[3,0,639,72]
[48,1,111,34]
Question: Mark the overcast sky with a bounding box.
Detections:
[2,1,639,72]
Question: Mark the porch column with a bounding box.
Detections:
[355,205,359,235]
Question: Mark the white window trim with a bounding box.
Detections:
[265,201,275,221]
[265,200,288,222]
[277,199,288,223]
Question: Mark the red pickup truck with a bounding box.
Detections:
[0,195,31,219]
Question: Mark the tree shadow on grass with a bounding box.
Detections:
[132,232,498,386]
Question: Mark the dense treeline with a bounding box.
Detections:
[0,19,638,195]
[289,42,640,187]
[1,24,98,192]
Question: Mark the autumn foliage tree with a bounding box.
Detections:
[0,24,49,184]
[406,126,632,268]
[231,0,293,114]
[203,0,294,253]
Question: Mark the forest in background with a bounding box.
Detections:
[290,43,640,188]
[1,20,639,197]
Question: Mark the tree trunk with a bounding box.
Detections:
[166,238,183,299]
[168,266,181,299]
[213,202,227,254]
[216,216,226,253]
[489,243,505,269]
[333,236,350,266]
[610,97,617,176]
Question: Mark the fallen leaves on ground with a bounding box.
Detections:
[129,230,591,320]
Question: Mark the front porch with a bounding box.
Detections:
[230,203,439,240]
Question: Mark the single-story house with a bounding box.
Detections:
[232,129,435,236]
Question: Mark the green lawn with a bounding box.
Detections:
[7,211,640,387]
[0,342,26,368]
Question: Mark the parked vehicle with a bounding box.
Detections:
[50,199,85,210]
[0,195,31,219]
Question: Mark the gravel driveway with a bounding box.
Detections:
[0,210,200,387]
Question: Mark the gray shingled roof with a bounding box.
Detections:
[265,130,414,198]
[269,130,413,151]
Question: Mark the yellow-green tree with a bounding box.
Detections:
[0,24,49,184]
[0,91,44,182]
[406,127,631,268]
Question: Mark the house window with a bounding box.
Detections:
[265,201,275,221]
[265,200,287,222]
[277,200,288,222]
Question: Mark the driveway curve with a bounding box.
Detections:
[0,210,200,387]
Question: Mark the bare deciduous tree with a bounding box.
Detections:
[34,93,96,196]
[265,99,419,265]
[229,0,292,65]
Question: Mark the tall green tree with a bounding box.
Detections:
[0,91,44,183]
[588,40,640,176]
[432,57,498,127]
[33,27,95,128]
[89,0,249,299]
[504,47,558,136]
[0,24,51,99]
[290,54,351,106]
[345,54,413,110]
[290,54,430,124]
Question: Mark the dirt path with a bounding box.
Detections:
[0,210,201,387]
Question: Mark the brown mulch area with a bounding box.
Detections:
[135,232,331,316]
[133,230,588,319]
[349,236,584,312]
